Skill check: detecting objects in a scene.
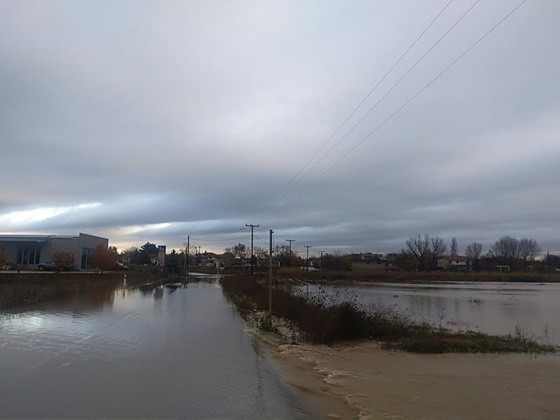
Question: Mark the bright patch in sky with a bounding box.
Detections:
[0,203,102,226]
[123,223,173,235]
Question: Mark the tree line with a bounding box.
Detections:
[397,234,543,272]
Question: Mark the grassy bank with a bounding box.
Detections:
[221,274,556,354]
[0,271,159,311]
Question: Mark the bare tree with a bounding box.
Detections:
[518,238,541,263]
[406,234,430,270]
[465,242,483,271]
[490,236,519,266]
[450,237,459,256]
[254,246,269,261]
[430,236,447,269]
[406,234,447,271]
[465,242,483,260]
[225,243,247,260]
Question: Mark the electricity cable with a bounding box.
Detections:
[257,0,455,215]
[260,0,482,219]
[297,0,528,196]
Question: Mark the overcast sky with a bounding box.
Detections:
[1,0,559,256]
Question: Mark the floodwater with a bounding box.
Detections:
[0,278,308,418]
[297,281,560,345]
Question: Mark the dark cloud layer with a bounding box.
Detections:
[1,0,559,255]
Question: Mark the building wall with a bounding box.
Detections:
[0,233,108,270]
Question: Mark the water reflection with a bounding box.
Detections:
[297,282,560,345]
[0,280,308,418]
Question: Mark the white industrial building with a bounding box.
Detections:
[0,233,108,270]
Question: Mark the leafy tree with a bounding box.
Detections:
[139,242,158,265]
[121,247,141,265]
[52,251,75,272]
[91,244,118,273]
[165,249,182,274]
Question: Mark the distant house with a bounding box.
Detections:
[199,251,221,267]
[0,233,108,270]
[351,252,385,263]
[438,255,472,272]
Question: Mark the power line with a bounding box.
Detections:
[257,0,456,217]
[298,0,528,195]
[260,0,483,219]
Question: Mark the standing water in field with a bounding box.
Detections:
[294,281,560,345]
[0,279,308,418]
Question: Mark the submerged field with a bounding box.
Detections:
[221,274,557,354]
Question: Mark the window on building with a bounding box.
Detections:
[17,246,41,266]
[81,248,95,269]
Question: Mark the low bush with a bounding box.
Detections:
[221,274,556,353]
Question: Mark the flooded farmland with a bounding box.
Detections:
[295,281,560,345]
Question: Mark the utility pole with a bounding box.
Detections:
[185,235,190,276]
[305,245,312,272]
[320,250,324,271]
[286,239,295,266]
[246,223,259,275]
[269,229,273,314]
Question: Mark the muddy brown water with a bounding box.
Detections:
[0,278,309,418]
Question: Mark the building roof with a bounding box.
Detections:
[0,235,52,243]
[0,233,103,243]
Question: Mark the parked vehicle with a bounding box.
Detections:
[37,261,75,271]
[1,263,15,270]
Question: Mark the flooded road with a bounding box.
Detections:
[0,279,307,418]
[297,282,560,345]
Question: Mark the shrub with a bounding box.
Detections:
[220,274,557,353]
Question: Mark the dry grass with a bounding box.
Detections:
[295,263,560,283]
[221,274,557,353]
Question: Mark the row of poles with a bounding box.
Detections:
[245,224,314,315]
[183,224,314,314]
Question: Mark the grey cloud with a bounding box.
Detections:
[1,0,559,253]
